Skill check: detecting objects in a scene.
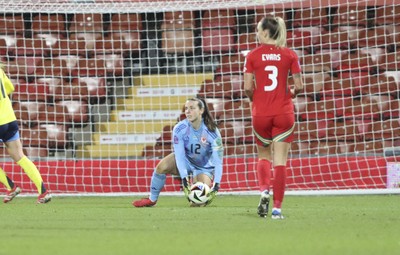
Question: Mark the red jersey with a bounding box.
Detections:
[244,44,301,117]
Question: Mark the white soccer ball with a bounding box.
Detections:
[188,182,211,205]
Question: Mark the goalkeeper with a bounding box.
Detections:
[133,97,223,207]
[0,68,52,204]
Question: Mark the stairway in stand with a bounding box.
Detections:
[76,73,214,158]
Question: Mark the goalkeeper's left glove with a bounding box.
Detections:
[206,183,220,205]
[182,177,190,202]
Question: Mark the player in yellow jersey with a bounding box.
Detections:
[0,68,51,203]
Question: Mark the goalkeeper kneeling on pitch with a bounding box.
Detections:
[133,97,223,207]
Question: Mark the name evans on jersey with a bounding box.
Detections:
[262,54,281,61]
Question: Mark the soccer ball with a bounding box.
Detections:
[188,182,211,205]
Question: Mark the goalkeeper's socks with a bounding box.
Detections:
[257,159,271,192]
[273,165,287,209]
[149,171,166,202]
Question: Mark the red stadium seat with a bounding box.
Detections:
[73,77,107,103]
[321,76,358,98]
[326,120,362,142]
[377,50,400,71]
[32,13,66,35]
[218,121,253,144]
[4,57,40,80]
[161,29,194,54]
[51,80,89,102]
[308,141,349,155]
[20,126,48,147]
[221,100,251,121]
[23,147,49,158]
[383,99,400,119]
[254,8,286,25]
[337,50,377,73]
[39,123,68,149]
[10,37,52,57]
[348,141,384,154]
[237,32,257,51]
[300,72,329,96]
[155,125,174,146]
[35,58,71,79]
[202,9,235,28]
[319,27,360,50]
[71,58,107,77]
[95,33,141,55]
[13,101,46,127]
[162,11,195,30]
[365,119,400,141]
[110,13,142,32]
[96,54,124,76]
[341,97,381,120]
[69,33,102,54]
[55,100,89,124]
[202,28,235,53]
[300,100,337,120]
[0,14,24,35]
[286,29,312,49]
[204,98,225,120]
[357,27,392,48]
[38,104,69,125]
[70,13,103,33]
[12,81,49,102]
[300,53,332,73]
[52,38,88,56]
[374,6,400,25]
[332,6,368,27]
[293,8,329,27]
[360,74,399,96]
[198,76,243,99]
[294,120,327,141]
[215,53,245,75]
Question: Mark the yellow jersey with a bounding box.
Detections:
[0,69,17,125]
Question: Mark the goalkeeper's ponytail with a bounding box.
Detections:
[188,97,217,132]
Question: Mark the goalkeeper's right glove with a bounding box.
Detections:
[206,183,220,206]
[182,177,190,202]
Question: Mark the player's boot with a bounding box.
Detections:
[132,197,157,207]
[257,191,270,218]
[37,191,52,204]
[271,208,284,220]
[3,186,21,203]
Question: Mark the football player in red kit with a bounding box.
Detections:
[244,15,304,219]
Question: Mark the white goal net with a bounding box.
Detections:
[0,0,399,195]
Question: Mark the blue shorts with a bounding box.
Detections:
[185,160,214,180]
[0,121,20,143]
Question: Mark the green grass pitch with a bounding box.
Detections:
[0,195,398,255]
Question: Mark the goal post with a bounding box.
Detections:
[0,0,399,196]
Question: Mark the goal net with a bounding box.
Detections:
[0,0,399,195]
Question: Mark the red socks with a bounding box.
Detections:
[273,165,287,209]
[257,159,271,192]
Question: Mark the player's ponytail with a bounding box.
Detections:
[189,97,217,132]
[260,16,287,47]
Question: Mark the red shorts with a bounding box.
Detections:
[252,113,295,146]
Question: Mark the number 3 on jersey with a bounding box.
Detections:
[264,65,278,91]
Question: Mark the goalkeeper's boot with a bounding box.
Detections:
[271,208,284,220]
[3,186,21,203]
[37,191,52,204]
[132,197,157,207]
[257,191,270,218]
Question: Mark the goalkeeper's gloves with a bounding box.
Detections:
[206,183,220,205]
[182,177,190,201]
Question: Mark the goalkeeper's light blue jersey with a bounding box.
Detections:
[173,119,223,184]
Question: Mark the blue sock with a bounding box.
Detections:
[149,171,166,202]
